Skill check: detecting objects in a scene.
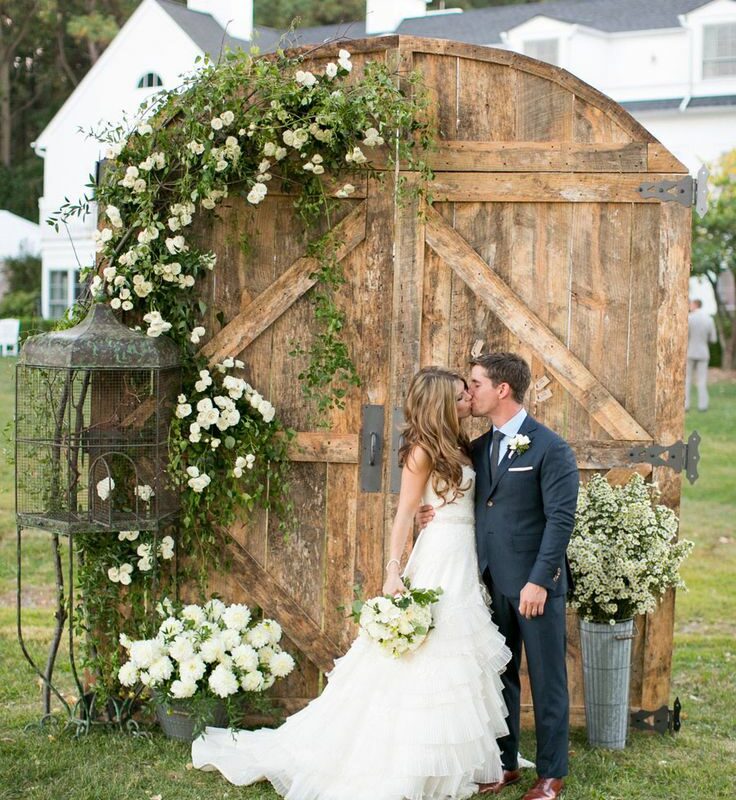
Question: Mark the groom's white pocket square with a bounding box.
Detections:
[508,466,534,472]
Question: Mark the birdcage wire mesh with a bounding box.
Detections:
[15,304,181,535]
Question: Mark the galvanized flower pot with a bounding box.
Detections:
[579,618,635,749]
[155,701,228,742]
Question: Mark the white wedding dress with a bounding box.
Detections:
[192,465,512,800]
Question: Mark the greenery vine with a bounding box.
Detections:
[49,42,433,700]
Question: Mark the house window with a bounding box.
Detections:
[524,38,559,65]
[137,72,163,89]
[703,23,736,78]
[48,270,70,319]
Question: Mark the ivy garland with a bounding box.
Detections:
[51,43,433,698]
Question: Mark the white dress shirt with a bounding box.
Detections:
[490,407,528,465]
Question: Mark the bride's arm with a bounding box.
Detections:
[382,447,432,596]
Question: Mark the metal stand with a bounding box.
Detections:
[16,524,147,736]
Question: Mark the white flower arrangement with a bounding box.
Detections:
[568,473,693,624]
[172,358,277,497]
[508,433,531,456]
[118,598,295,712]
[354,585,443,658]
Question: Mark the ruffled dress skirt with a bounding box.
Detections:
[192,511,511,800]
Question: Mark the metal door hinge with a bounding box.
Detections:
[637,165,709,217]
[628,431,701,485]
[630,697,682,735]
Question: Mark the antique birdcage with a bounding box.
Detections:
[15,303,180,730]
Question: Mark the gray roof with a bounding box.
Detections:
[620,94,736,112]
[156,0,713,58]
[155,0,282,56]
[395,0,708,43]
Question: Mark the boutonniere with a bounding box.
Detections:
[508,434,531,457]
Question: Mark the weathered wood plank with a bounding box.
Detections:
[567,440,655,470]
[573,97,633,146]
[424,172,689,203]
[226,542,341,673]
[424,205,652,441]
[323,463,358,652]
[200,202,366,364]
[412,52,458,140]
[288,432,359,463]
[639,202,691,710]
[403,38,657,143]
[419,141,648,173]
[420,203,453,367]
[517,71,574,143]
[647,143,689,173]
[457,57,516,141]
[354,178,394,598]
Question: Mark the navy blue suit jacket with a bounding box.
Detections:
[471,414,579,598]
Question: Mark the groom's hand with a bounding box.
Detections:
[519,582,547,619]
[416,504,435,529]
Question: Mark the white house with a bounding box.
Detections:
[0,210,41,303]
[34,0,736,318]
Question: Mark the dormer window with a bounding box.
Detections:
[137,72,164,89]
[703,23,736,78]
[523,38,559,66]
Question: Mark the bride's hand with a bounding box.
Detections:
[382,572,406,597]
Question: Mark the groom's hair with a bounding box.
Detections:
[469,352,531,403]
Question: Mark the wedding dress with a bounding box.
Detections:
[192,464,512,800]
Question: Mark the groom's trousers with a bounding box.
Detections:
[483,571,569,779]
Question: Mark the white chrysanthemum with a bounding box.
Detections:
[149,656,174,685]
[129,639,163,669]
[241,670,265,692]
[223,604,251,631]
[158,616,184,639]
[118,661,138,687]
[179,656,206,683]
[181,604,206,626]
[262,619,282,644]
[169,635,195,663]
[246,623,271,649]
[220,628,241,652]
[231,644,259,672]
[200,636,226,664]
[269,651,295,678]
[204,598,226,621]
[169,679,197,699]
[209,664,239,698]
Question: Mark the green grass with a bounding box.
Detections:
[1,357,735,799]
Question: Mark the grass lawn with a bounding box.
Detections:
[1,356,734,799]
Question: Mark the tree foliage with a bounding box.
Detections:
[692,149,736,369]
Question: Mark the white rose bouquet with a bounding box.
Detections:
[352,583,443,658]
[568,473,693,624]
[118,597,295,731]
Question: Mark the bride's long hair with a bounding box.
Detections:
[398,367,471,505]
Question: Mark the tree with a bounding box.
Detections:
[691,149,736,369]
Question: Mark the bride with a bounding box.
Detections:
[192,366,512,799]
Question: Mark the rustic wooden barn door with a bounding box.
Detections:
[395,38,692,724]
[192,175,398,711]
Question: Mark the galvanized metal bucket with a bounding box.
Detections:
[579,618,635,749]
[155,700,228,742]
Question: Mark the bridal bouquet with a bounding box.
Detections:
[118,597,295,714]
[353,584,443,658]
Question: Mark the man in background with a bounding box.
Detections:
[686,299,718,412]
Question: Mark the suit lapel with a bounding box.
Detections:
[489,414,538,496]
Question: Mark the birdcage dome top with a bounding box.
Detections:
[19,304,180,369]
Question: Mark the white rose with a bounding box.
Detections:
[221,110,235,126]
[118,530,139,542]
[176,403,192,419]
[325,62,338,79]
[190,326,205,344]
[336,183,356,198]
[210,117,223,130]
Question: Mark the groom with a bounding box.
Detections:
[420,352,579,800]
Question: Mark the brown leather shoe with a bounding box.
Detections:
[477,769,522,794]
[521,777,564,799]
